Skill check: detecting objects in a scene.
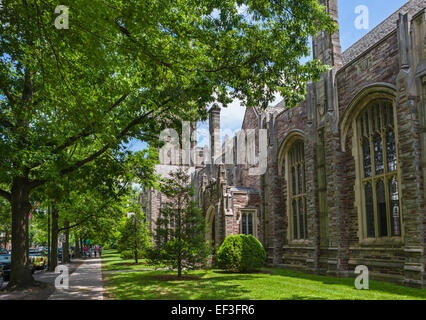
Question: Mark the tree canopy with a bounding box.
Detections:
[0,0,335,288]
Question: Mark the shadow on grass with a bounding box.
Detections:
[105,271,256,300]
[289,295,329,300]
[101,250,163,271]
[266,268,426,299]
[214,269,272,275]
[102,250,426,300]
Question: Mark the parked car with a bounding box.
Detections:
[0,254,11,281]
[29,250,47,270]
[0,254,36,281]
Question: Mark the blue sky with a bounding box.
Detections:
[127,0,408,152]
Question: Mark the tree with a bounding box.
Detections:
[0,0,335,288]
[118,209,151,264]
[29,208,47,248]
[147,168,210,277]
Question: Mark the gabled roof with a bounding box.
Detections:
[262,99,287,115]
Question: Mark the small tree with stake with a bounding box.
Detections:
[147,168,209,277]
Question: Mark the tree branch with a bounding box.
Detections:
[58,214,93,232]
[114,21,173,69]
[52,93,130,153]
[58,182,129,232]
[0,117,15,129]
[59,98,171,177]
[0,87,16,106]
[0,189,11,202]
[28,93,130,171]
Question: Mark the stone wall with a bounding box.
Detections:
[259,2,426,287]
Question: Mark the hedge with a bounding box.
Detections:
[216,234,266,272]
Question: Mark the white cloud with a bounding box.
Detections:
[220,99,246,133]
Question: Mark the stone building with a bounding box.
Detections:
[141,0,426,288]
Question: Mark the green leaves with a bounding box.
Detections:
[148,168,210,274]
[217,234,266,272]
[118,208,151,259]
[1,0,335,191]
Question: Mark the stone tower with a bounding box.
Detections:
[209,105,221,169]
[305,0,344,275]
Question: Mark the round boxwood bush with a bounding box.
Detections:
[216,234,266,272]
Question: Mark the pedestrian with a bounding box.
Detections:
[83,246,87,257]
[99,246,102,257]
[94,246,97,257]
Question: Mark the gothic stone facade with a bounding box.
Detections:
[143,0,426,288]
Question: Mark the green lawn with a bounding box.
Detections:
[101,249,426,300]
[102,249,165,271]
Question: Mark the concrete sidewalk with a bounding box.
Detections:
[36,258,104,300]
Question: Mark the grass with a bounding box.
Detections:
[101,249,165,272]
[101,249,426,300]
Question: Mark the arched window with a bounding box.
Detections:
[357,100,402,238]
[288,140,307,240]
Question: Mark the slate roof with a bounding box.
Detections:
[249,1,425,116]
[230,186,259,194]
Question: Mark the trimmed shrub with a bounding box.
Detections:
[216,234,266,272]
[120,250,144,260]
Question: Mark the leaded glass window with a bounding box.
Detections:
[358,101,402,238]
[241,211,255,236]
[288,140,308,240]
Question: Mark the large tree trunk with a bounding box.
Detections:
[134,250,138,264]
[8,178,35,289]
[62,220,70,263]
[80,237,84,257]
[178,258,182,278]
[49,205,59,271]
[74,235,81,258]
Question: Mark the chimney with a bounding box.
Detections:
[209,105,221,166]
